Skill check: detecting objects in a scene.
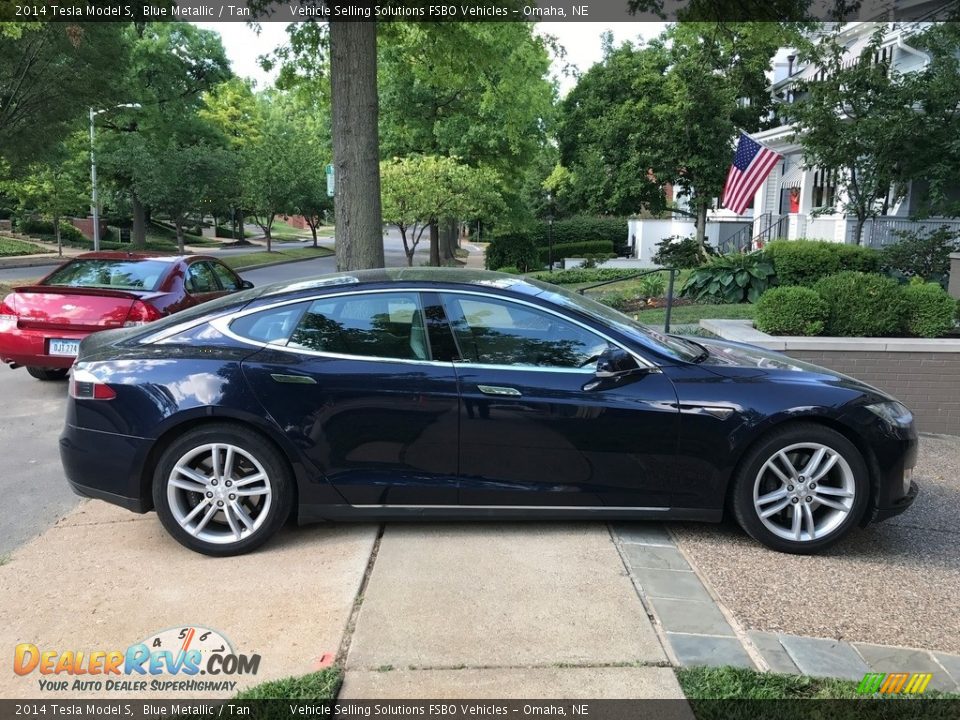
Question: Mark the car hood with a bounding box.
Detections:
[689,336,892,400]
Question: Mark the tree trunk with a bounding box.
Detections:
[309,221,318,248]
[429,221,439,266]
[175,217,185,255]
[131,193,146,249]
[330,20,384,271]
[53,213,62,257]
[695,201,708,254]
[854,216,865,246]
[439,218,457,264]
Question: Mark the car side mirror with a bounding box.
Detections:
[595,346,639,378]
[240,280,254,290]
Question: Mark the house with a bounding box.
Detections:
[749,21,960,249]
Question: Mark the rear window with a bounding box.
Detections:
[43,259,173,291]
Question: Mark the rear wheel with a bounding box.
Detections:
[730,423,869,554]
[153,424,294,556]
[26,367,69,381]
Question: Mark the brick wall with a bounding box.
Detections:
[69,217,106,241]
[786,350,960,435]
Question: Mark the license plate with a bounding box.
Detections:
[48,339,80,357]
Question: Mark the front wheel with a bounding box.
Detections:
[730,423,869,554]
[27,366,69,381]
[153,424,294,556]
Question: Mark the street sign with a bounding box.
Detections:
[326,163,335,197]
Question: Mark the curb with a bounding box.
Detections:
[0,255,64,270]
[232,251,335,272]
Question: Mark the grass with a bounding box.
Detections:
[222,246,334,270]
[0,236,51,257]
[634,302,756,326]
[264,220,335,243]
[232,667,342,700]
[678,666,960,720]
[0,553,10,566]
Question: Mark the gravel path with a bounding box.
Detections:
[672,434,960,654]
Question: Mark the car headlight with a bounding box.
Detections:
[866,401,914,427]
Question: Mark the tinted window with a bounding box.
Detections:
[288,293,428,360]
[210,262,241,291]
[441,293,608,369]
[229,302,309,344]
[186,263,219,293]
[43,259,171,291]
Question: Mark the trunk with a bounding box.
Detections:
[175,217,185,255]
[854,216,865,246]
[9,286,150,332]
[131,193,147,250]
[695,202,708,254]
[53,213,62,257]
[429,221,440,266]
[440,218,458,264]
[398,226,414,266]
[264,215,273,253]
[330,20,384,271]
[309,222,318,248]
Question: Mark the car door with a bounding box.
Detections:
[184,261,226,306]
[238,290,460,507]
[208,260,248,295]
[439,291,680,509]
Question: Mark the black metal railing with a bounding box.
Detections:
[577,267,679,334]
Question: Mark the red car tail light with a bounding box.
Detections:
[124,300,162,328]
[70,368,117,400]
[0,293,18,329]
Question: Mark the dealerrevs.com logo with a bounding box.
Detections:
[14,626,260,693]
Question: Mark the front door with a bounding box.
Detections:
[239,291,460,507]
[438,292,680,509]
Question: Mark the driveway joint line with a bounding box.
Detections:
[337,523,385,667]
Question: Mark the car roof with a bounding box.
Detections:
[73,252,221,263]
[259,267,545,298]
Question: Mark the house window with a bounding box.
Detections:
[812,169,837,209]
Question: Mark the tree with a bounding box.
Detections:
[380,155,503,266]
[378,22,554,263]
[0,23,128,170]
[787,26,916,244]
[2,142,88,256]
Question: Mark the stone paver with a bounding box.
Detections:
[666,633,755,669]
[341,667,689,704]
[648,598,735,636]
[347,524,666,669]
[854,643,959,692]
[747,631,799,674]
[779,635,870,681]
[631,567,712,602]
[612,523,675,546]
[623,544,690,571]
[0,501,377,699]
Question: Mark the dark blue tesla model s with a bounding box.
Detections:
[59,268,918,556]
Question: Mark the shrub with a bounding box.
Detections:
[485,233,540,272]
[653,235,717,268]
[493,265,521,275]
[900,282,957,338]
[754,286,828,336]
[529,267,640,285]
[538,241,614,266]
[15,218,85,243]
[765,239,880,286]
[813,271,906,337]
[682,252,776,304]
[880,226,960,287]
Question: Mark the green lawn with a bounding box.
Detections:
[263,220,335,243]
[232,667,342,700]
[223,246,334,270]
[0,236,52,257]
[634,302,756,326]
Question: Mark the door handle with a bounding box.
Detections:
[270,373,317,385]
[477,385,521,397]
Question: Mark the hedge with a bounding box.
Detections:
[765,240,880,286]
[529,268,642,285]
[812,271,906,337]
[901,282,957,338]
[486,216,629,271]
[537,241,614,266]
[15,218,85,243]
[754,286,828,336]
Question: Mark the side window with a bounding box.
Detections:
[441,293,609,369]
[186,263,219,294]
[210,262,241,292]
[288,292,428,360]
[229,303,309,344]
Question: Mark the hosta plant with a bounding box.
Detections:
[681,251,776,304]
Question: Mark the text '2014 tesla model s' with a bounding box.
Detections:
[59,268,918,556]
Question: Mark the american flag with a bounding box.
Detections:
[722,133,782,215]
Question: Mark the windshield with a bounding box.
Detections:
[43,259,173,291]
[528,279,703,363]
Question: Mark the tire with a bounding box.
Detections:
[152,424,294,556]
[27,367,69,381]
[730,423,870,554]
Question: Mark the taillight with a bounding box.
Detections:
[124,300,162,327]
[70,367,116,400]
[0,293,17,329]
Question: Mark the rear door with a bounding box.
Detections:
[237,290,460,507]
[439,291,680,509]
[184,261,226,305]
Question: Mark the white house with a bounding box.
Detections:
[749,21,960,249]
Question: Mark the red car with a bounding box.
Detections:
[0,252,252,380]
